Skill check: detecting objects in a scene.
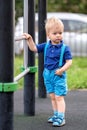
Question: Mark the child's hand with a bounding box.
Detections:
[55,68,63,76]
[23,33,32,40]
[22,33,37,52]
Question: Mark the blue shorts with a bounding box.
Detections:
[43,68,68,96]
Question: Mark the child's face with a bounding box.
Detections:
[47,24,63,44]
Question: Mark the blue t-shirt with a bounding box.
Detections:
[36,40,72,70]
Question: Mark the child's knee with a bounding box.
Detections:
[50,93,55,100]
[55,96,64,102]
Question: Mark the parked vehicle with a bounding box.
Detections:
[15,12,87,56]
[15,17,23,55]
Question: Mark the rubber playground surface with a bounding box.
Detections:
[14,89,87,130]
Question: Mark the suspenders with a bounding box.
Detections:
[58,44,66,67]
[44,43,66,68]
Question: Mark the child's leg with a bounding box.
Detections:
[53,96,66,126]
[49,93,57,112]
[55,96,65,113]
[48,93,58,123]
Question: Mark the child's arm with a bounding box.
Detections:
[55,59,72,76]
[23,33,37,52]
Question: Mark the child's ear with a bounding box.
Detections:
[47,32,50,38]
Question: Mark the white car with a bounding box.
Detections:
[15,17,23,55]
[15,12,87,56]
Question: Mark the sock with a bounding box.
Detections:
[58,112,65,119]
[54,111,58,116]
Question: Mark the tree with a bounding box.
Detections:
[15,0,87,21]
[15,0,23,22]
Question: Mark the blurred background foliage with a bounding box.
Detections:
[15,0,23,22]
[15,0,87,21]
[15,0,87,89]
[47,0,87,13]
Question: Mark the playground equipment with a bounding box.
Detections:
[0,0,46,130]
[38,0,47,98]
[0,1,15,130]
[0,35,37,92]
[0,0,36,129]
[15,35,25,42]
[14,36,37,82]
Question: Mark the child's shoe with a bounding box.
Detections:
[48,115,57,123]
[53,118,65,127]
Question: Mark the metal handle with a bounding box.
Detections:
[14,68,30,82]
[14,35,26,41]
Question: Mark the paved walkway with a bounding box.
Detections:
[14,89,87,130]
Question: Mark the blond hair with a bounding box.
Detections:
[45,17,64,34]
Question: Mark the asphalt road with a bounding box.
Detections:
[14,89,87,130]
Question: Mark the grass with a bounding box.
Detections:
[14,55,87,90]
[67,57,87,90]
[14,55,24,89]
